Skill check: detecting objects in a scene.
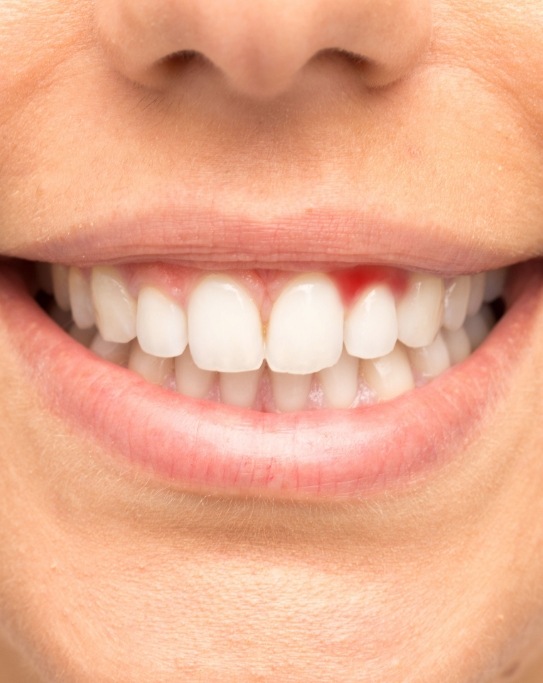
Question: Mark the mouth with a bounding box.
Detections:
[1,208,542,499]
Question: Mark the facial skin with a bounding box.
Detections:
[0,1,543,682]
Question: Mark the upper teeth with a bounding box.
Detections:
[47,262,507,409]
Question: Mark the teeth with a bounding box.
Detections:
[396,274,444,348]
[89,334,131,366]
[362,344,415,401]
[464,306,495,350]
[483,268,507,302]
[137,286,188,358]
[271,371,313,412]
[266,273,344,374]
[318,349,359,409]
[188,275,264,372]
[128,342,174,386]
[466,272,486,316]
[344,284,398,359]
[52,264,71,312]
[220,369,262,408]
[47,265,506,412]
[91,267,137,344]
[442,276,470,331]
[175,349,216,400]
[68,268,95,330]
[408,332,451,379]
[442,327,471,365]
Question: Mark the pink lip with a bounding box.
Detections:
[1,259,541,499]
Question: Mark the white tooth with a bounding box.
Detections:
[36,262,53,295]
[52,264,71,311]
[408,332,451,380]
[220,369,262,408]
[397,274,444,348]
[128,342,174,386]
[464,306,495,350]
[344,284,398,359]
[483,268,507,302]
[271,372,313,412]
[442,276,470,331]
[318,349,359,409]
[68,267,95,330]
[188,275,264,372]
[175,349,216,399]
[91,267,137,344]
[267,273,343,374]
[362,344,415,401]
[137,286,188,359]
[466,272,486,316]
[69,324,96,348]
[90,334,130,366]
[442,327,471,365]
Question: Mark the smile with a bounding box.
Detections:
[1,208,542,499]
[40,262,507,411]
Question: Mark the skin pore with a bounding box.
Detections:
[1,1,543,682]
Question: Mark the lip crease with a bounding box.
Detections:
[3,204,516,276]
[0,251,541,499]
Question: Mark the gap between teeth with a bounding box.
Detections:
[42,264,507,412]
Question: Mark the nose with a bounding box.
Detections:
[96,0,432,99]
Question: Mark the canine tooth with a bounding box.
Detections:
[344,284,398,359]
[362,345,415,401]
[175,350,216,399]
[90,334,130,366]
[137,286,187,358]
[464,306,495,350]
[442,328,471,365]
[52,264,71,311]
[408,332,451,379]
[466,272,486,316]
[271,371,313,412]
[318,349,359,409]
[91,267,137,344]
[483,268,507,302]
[267,273,343,374]
[188,275,264,372]
[397,274,444,348]
[442,276,470,331]
[220,369,262,408]
[128,343,174,386]
[36,262,53,294]
[69,267,95,330]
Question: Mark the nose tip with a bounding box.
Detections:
[96,0,433,100]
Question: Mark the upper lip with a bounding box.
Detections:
[1,200,517,276]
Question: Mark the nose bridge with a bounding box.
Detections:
[96,0,433,99]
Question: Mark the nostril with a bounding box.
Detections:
[147,50,212,90]
[160,50,201,66]
[319,47,369,67]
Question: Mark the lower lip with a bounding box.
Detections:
[1,262,542,499]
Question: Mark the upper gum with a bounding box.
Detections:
[85,263,411,320]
